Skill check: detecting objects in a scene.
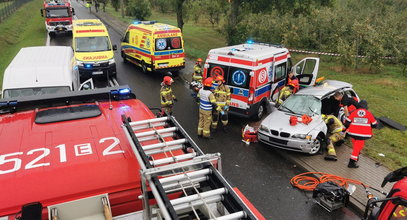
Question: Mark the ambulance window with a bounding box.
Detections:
[274,63,287,83]
[228,66,250,89]
[208,63,228,80]
[123,32,130,43]
[155,37,182,51]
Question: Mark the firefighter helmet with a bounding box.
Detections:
[163,76,174,86]
[203,77,213,87]
[215,75,224,82]
[197,58,203,62]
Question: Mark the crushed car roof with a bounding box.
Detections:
[296,80,353,99]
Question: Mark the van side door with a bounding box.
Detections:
[270,61,288,102]
[292,57,320,88]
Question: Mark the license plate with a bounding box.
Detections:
[92,71,103,75]
[158,63,169,67]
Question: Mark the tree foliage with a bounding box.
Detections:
[126,0,151,20]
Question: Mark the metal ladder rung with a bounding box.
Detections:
[162,176,207,191]
[135,127,177,138]
[170,188,226,206]
[137,132,174,142]
[142,139,187,151]
[209,211,246,220]
[159,168,211,184]
[173,195,222,212]
[151,152,197,166]
[129,117,169,126]
[145,145,184,156]
[131,122,167,131]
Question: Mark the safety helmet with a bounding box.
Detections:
[197,58,203,62]
[321,114,327,120]
[203,77,213,87]
[215,75,224,82]
[163,76,174,86]
[359,100,368,109]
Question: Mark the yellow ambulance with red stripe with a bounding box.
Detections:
[72,19,117,80]
[120,21,185,73]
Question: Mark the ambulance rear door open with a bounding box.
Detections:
[292,57,320,88]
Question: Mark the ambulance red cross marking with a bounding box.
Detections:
[258,69,267,84]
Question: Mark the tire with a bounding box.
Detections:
[141,61,148,73]
[253,102,267,121]
[308,136,324,155]
[121,52,128,63]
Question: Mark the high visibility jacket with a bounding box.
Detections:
[214,84,231,107]
[345,108,377,139]
[198,89,216,111]
[160,85,175,107]
[192,64,203,81]
[325,115,344,134]
[287,76,299,93]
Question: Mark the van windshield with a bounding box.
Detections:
[46,8,70,18]
[155,37,182,51]
[3,86,71,98]
[75,37,111,52]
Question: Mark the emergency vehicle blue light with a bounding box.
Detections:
[246,40,254,44]
[85,64,92,68]
[119,88,131,95]
[133,21,141,25]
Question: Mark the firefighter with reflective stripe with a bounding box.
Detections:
[192,58,203,82]
[198,77,217,138]
[277,71,299,105]
[212,75,231,131]
[322,114,346,161]
[160,76,176,115]
[344,100,377,168]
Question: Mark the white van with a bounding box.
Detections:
[2,46,92,98]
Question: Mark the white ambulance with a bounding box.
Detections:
[203,42,320,120]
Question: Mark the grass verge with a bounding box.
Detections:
[0,0,46,89]
[104,6,406,170]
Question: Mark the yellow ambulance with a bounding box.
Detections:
[72,19,117,80]
[120,21,185,73]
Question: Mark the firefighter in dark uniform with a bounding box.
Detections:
[160,76,176,115]
[322,114,346,161]
[197,77,217,138]
[277,71,299,105]
[212,75,231,131]
[344,100,377,168]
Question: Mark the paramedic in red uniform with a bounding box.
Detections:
[344,100,377,168]
[277,71,299,105]
[334,91,361,117]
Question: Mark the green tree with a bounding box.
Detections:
[111,0,120,12]
[126,0,151,20]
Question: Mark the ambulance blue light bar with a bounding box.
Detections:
[133,21,141,25]
[246,40,254,44]
[119,88,131,95]
[85,64,92,68]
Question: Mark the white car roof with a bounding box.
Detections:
[296,80,353,99]
[2,46,73,90]
[208,43,289,61]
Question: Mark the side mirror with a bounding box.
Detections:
[79,78,94,91]
[72,8,75,15]
[40,9,44,17]
[112,45,117,51]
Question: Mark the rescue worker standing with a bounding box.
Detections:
[277,71,299,105]
[160,76,176,115]
[344,100,377,168]
[197,77,217,138]
[212,75,231,131]
[322,114,346,161]
[192,58,203,82]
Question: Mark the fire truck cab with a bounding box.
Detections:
[204,42,319,120]
[40,0,75,36]
[0,86,264,220]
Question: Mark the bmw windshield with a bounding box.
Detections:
[279,94,321,115]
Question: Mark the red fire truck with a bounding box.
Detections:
[203,41,319,120]
[40,0,75,37]
[0,86,264,219]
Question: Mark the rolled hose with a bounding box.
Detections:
[290,172,368,191]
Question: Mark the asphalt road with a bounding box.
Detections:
[50,2,361,219]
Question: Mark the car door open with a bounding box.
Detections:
[293,57,320,87]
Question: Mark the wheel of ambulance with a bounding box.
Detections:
[308,136,323,155]
[121,51,128,63]
[253,102,267,121]
[141,61,148,73]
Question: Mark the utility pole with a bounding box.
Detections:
[120,0,124,18]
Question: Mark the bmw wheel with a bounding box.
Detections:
[309,137,322,155]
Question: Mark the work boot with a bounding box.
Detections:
[203,136,213,139]
[324,155,337,161]
[348,159,359,168]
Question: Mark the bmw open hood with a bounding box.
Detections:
[261,110,323,135]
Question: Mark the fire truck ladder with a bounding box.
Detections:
[121,116,259,220]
